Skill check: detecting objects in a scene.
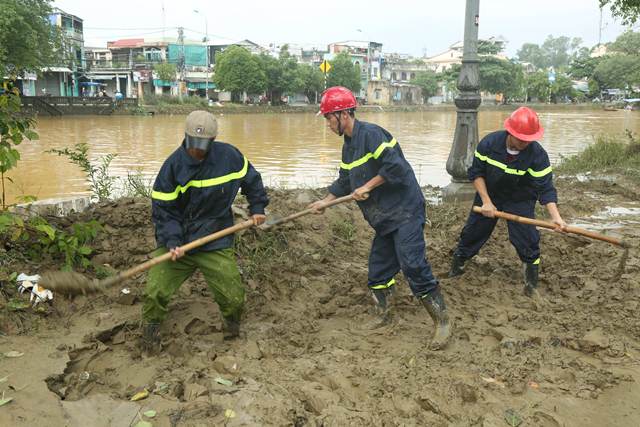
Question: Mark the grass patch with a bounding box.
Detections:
[331,218,357,243]
[235,228,289,281]
[557,131,640,179]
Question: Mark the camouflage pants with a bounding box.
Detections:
[142,247,244,323]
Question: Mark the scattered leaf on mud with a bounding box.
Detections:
[4,351,24,358]
[504,409,523,427]
[152,381,168,394]
[225,409,236,418]
[7,300,30,311]
[143,410,157,418]
[0,397,13,407]
[481,376,505,388]
[215,377,233,386]
[133,421,152,427]
[0,376,8,383]
[130,389,149,401]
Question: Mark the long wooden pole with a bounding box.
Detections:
[472,206,626,247]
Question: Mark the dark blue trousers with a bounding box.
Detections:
[455,195,540,264]
[368,219,439,298]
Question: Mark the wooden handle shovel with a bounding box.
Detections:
[40,219,256,295]
[472,206,626,247]
[260,194,355,230]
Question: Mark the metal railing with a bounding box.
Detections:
[21,96,138,107]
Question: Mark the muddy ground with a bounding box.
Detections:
[1,176,640,427]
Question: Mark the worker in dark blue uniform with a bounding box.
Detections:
[142,110,269,351]
[449,107,567,298]
[308,86,451,350]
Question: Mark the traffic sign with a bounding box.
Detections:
[320,60,332,73]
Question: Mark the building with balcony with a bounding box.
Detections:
[328,40,383,100]
[34,8,85,96]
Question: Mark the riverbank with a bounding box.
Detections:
[1,169,639,426]
[121,101,614,116]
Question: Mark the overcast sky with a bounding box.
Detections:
[53,0,633,57]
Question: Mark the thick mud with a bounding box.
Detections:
[1,177,640,426]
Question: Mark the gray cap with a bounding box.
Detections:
[185,110,218,139]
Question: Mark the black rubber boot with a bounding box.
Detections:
[222,317,241,340]
[523,263,539,297]
[371,287,395,323]
[448,254,466,278]
[142,322,160,353]
[421,290,452,350]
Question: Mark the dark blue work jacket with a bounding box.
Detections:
[328,120,425,236]
[151,140,268,252]
[468,130,557,205]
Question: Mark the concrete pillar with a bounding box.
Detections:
[442,0,481,203]
[116,74,121,92]
[127,72,133,97]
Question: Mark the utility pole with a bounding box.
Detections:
[161,1,166,41]
[194,9,209,100]
[178,26,185,100]
[598,7,603,46]
[443,0,481,202]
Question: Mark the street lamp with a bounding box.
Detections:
[193,9,209,100]
[443,0,481,202]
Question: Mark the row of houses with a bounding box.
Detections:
[18,7,512,106]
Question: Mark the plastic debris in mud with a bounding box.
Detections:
[16,273,53,306]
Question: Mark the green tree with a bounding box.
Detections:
[525,71,577,103]
[1,0,61,209]
[441,64,461,96]
[517,36,582,71]
[154,62,177,82]
[213,46,266,101]
[258,45,301,105]
[600,0,640,24]
[295,64,324,103]
[479,58,523,100]
[0,0,61,77]
[593,54,640,90]
[327,52,361,93]
[550,74,576,102]
[541,35,582,70]
[413,71,439,99]
[477,40,502,55]
[436,59,524,102]
[525,71,551,102]
[568,47,602,79]
[517,43,547,70]
[608,30,640,55]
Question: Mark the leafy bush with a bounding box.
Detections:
[557,130,640,178]
[47,143,117,202]
[0,212,102,269]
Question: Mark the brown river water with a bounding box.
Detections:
[5,108,640,204]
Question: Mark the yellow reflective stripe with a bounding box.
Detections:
[340,138,398,170]
[370,278,396,290]
[474,150,526,176]
[152,156,248,201]
[474,150,552,178]
[533,258,540,265]
[527,166,552,177]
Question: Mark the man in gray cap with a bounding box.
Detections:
[142,110,269,351]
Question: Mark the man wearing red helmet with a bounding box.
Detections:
[449,107,566,298]
[308,86,451,350]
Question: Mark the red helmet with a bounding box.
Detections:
[504,107,544,142]
[318,86,357,115]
